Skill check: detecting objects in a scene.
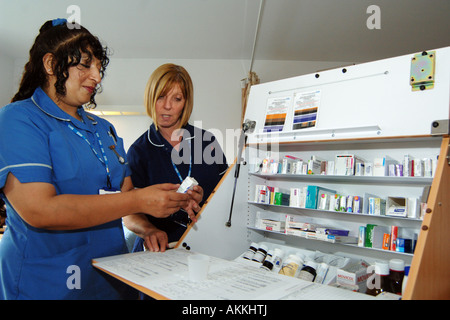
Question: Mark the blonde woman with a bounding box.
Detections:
[124,64,228,253]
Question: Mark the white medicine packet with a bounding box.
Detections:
[177,177,199,193]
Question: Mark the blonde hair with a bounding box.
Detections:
[144,63,194,130]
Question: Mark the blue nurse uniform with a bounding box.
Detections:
[0,87,134,299]
[127,123,228,249]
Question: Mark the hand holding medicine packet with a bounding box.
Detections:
[177,177,199,193]
[173,177,201,225]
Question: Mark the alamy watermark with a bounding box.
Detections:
[66,265,81,290]
[167,120,280,167]
[66,5,81,29]
[366,5,381,29]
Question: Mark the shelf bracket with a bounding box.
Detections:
[430,119,449,136]
[410,51,435,91]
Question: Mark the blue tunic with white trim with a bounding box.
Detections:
[0,87,133,299]
[127,123,228,247]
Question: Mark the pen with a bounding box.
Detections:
[109,145,125,164]
[109,126,117,145]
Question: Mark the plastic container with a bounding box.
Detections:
[272,248,285,272]
[388,259,405,295]
[298,260,318,282]
[402,265,410,295]
[366,261,390,296]
[279,254,304,277]
[242,242,258,260]
[260,250,274,271]
[314,262,329,284]
[252,244,268,263]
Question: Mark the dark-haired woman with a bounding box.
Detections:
[0,19,201,300]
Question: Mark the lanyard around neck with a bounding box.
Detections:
[66,123,112,189]
[171,139,192,183]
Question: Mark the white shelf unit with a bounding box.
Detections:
[180,47,450,298]
[245,136,441,264]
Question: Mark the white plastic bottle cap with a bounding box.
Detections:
[274,248,285,258]
[258,244,268,252]
[375,261,390,275]
[287,254,302,265]
[389,259,405,271]
[304,260,318,270]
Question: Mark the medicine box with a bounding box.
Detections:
[318,187,337,210]
[316,234,358,244]
[396,238,413,253]
[305,186,336,209]
[373,156,396,176]
[334,154,352,175]
[281,155,301,174]
[284,228,308,238]
[315,228,350,236]
[285,215,317,238]
[289,187,306,208]
[254,185,268,203]
[285,215,318,230]
[386,197,420,218]
[336,260,370,292]
[257,218,286,232]
[364,224,377,248]
[334,154,364,176]
[407,198,419,219]
[364,192,386,215]
[329,194,341,211]
[353,195,362,213]
[305,186,319,209]
[274,191,290,206]
[371,226,391,249]
[386,197,407,217]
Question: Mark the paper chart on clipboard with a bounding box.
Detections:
[263,96,291,132]
[293,90,321,130]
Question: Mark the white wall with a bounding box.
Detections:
[6,57,349,161]
[0,55,14,106]
[97,58,245,159]
[97,58,349,161]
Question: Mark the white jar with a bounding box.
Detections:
[278,254,304,277]
[252,244,268,263]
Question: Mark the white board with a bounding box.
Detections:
[246,47,450,143]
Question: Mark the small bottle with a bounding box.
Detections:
[366,261,390,296]
[388,259,405,295]
[242,242,258,260]
[298,261,318,282]
[279,254,304,277]
[252,244,268,263]
[272,248,285,272]
[314,262,329,284]
[260,250,274,271]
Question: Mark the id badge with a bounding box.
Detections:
[99,188,121,195]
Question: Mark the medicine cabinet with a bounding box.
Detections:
[246,136,440,265]
[179,46,450,299]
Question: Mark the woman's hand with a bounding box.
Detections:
[142,226,169,252]
[136,183,190,218]
[184,185,204,223]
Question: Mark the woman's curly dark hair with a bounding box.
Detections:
[12,20,109,108]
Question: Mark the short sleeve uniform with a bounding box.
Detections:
[0,87,132,299]
[127,123,228,246]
